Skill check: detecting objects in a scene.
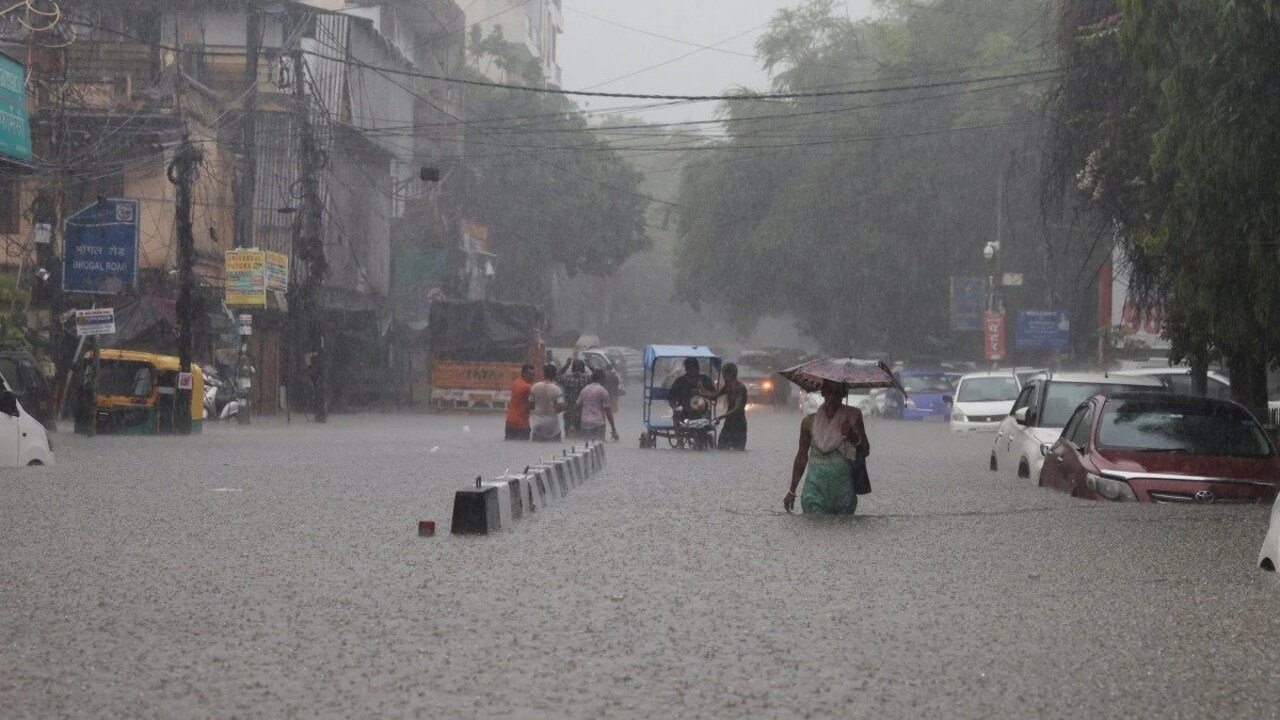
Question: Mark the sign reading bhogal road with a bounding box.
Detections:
[62,199,139,294]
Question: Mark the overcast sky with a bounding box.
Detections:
[558,0,879,124]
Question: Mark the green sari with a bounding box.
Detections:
[801,446,857,515]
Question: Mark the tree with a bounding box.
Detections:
[674,0,1067,357]
[461,31,650,306]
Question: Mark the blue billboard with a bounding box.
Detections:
[62,199,139,294]
[1015,310,1071,351]
[950,277,986,332]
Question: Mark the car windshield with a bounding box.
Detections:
[1041,382,1159,427]
[899,374,951,394]
[956,377,1019,402]
[97,360,154,398]
[737,364,770,377]
[1097,399,1273,458]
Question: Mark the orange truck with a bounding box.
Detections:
[427,300,545,411]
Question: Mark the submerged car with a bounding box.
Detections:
[950,371,1021,432]
[736,360,780,406]
[885,369,953,421]
[991,372,1166,480]
[1040,394,1280,504]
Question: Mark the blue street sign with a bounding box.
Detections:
[1015,309,1071,351]
[62,199,139,294]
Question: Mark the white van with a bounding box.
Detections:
[0,376,54,467]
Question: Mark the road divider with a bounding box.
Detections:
[449,441,608,535]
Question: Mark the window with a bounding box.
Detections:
[0,176,20,234]
[1011,385,1035,415]
[956,376,1020,403]
[1069,405,1095,448]
[1061,405,1088,446]
[1097,398,1272,458]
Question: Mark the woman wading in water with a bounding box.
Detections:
[785,379,870,514]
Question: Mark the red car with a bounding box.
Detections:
[1039,393,1280,504]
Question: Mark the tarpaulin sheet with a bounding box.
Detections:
[428,300,543,362]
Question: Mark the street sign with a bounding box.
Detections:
[0,53,32,162]
[265,251,289,292]
[62,199,139,294]
[238,313,253,336]
[1016,310,1071,351]
[984,311,1006,361]
[1001,272,1024,287]
[177,372,193,390]
[74,307,116,336]
[950,277,985,332]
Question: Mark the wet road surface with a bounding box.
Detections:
[2,402,1277,717]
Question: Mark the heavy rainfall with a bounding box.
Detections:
[1,0,1279,717]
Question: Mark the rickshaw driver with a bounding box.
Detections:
[668,357,714,424]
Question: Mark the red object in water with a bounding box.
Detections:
[418,520,436,537]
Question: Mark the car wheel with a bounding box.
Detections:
[1261,557,1276,572]
[989,454,998,472]
[1017,460,1029,480]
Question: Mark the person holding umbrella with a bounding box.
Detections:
[780,359,901,514]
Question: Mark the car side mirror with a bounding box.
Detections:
[1014,407,1028,425]
[943,395,954,405]
[0,391,18,417]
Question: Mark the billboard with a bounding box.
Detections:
[1016,310,1071,351]
[950,277,985,331]
[1105,247,1169,349]
[983,311,1006,361]
[62,199,139,294]
[0,53,31,161]
[226,249,289,307]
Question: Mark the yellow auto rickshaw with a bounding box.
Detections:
[78,349,205,435]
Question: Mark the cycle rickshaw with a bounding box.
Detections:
[639,344,721,450]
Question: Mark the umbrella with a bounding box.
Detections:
[779,357,905,394]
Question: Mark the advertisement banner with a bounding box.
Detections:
[1016,310,1071,351]
[265,251,289,292]
[225,249,266,307]
[62,199,139,294]
[0,53,32,161]
[1108,247,1169,349]
[950,277,985,332]
[983,312,1006,362]
[74,307,116,336]
[462,220,489,254]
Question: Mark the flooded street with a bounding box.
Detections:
[3,400,1276,718]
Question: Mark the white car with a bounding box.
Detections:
[1111,366,1232,400]
[800,388,875,415]
[990,372,1164,480]
[1260,500,1280,571]
[0,380,54,467]
[950,371,1021,432]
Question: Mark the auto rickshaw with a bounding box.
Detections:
[76,349,205,435]
[640,344,721,450]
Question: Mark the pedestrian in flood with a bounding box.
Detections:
[578,368,619,442]
[785,379,870,514]
[504,363,536,441]
[530,363,566,442]
[713,362,749,450]
[559,359,590,438]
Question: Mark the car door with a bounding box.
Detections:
[0,379,20,467]
[1044,403,1092,492]
[997,382,1036,471]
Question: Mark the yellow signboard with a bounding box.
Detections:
[225,249,266,306]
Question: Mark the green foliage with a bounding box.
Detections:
[674,0,1055,354]
[0,274,37,354]
[462,31,650,304]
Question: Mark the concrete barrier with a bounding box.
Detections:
[447,441,610,535]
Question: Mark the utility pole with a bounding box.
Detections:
[290,35,329,422]
[170,136,203,435]
[234,2,261,425]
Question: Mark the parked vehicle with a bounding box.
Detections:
[991,372,1166,480]
[1112,366,1233,400]
[1040,394,1280,504]
[78,350,206,435]
[884,369,953,421]
[1259,500,1280,570]
[950,371,1021,432]
[428,300,544,411]
[0,349,55,431]
[0,372,54,466]
[604,346,644,381]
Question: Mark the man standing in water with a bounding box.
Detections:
[529,364,566,442]
[578,368,619,442]
[504,364,536,441]
[559,359,590,438]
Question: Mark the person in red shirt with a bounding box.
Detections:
[505,364,536,440]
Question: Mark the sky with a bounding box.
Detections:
[557,0,879,125]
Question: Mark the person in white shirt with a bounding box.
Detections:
[529,363,566,442]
